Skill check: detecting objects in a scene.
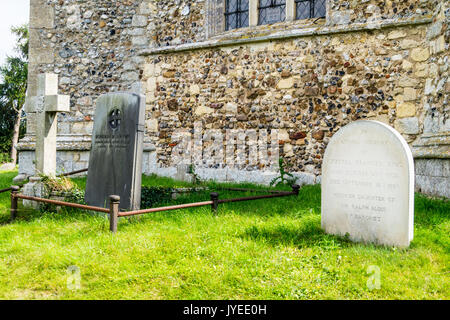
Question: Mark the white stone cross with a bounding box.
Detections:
[25,73,70,176]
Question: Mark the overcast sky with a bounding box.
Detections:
[0,0,30,66]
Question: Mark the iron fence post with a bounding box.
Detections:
[210,192,219,214]
[292,184,300,196]
[109,195,120,233]
[10,186,19,221]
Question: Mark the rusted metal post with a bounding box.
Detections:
[0,187,12,194]
[292,184,300,196]
[210,192,219,214]
[10,186,20,221]
[109,195,120,233]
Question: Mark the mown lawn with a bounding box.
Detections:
[0,169,448,300]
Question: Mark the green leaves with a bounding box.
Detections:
[10,25,28,60]
[141,186,173,209]
[0,24,28,157]
[270,157,296,187]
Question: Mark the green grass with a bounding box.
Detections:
[0,169,448,300]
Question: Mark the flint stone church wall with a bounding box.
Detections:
[18,0,449,197]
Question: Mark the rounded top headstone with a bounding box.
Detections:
[321,120,414,248]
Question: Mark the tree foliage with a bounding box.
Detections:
[0,25,28,156]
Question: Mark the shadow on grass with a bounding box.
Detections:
[243,193,450,251]
[242,215,353,249]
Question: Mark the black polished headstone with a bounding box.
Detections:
[85,92,145,211]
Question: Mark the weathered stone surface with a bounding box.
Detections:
[305,87,319,96]
[289,131,306,140]
[415,159,450,198]
[400,39,419,49]
[22,177,48,209]
[388,30,407,40]
[189,84,200,95]
[397,102,416,118]
[414,63,429,78]
[30,1,54,29]
[163,70,176,78]
[146,119,158,132]
[28,73,71,176]
[225,102,237,113]
[427,21,443,39]
[402,60,413,71]
[410,47,430,62]
[85,93,145,211]
[312,130,325,140]
[398,77,420,87]
[132,15,148,27]
[167,99,178,111]
[281,70,291,78]
[329,11,351,26]
[322,120,415,248]
[412,132,450,159]
[13,173,28,184]
[430,35,445,55]
[29,48,54,65]
[395,117,420,135]
[277,78,294,89]
[403,88,417,101]
[174,164,194,183]
[195,105,214,116]
[236,114,248,121]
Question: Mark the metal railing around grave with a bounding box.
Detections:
[8,183,300,233]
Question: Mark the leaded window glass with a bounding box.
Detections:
[258,0,286,25]
[225,0,249,31]
[295,0,326,20]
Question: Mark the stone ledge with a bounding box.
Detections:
[151,166,317,186]
[412,132,450,159]
[139,17,433,56]
[17,135,157,152]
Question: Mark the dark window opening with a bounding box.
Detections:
[295,0,326,20]
[225,0,249,30]
[258,0,286,25]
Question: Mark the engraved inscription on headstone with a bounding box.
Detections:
[321,120,414,248]
[85,93,145,211]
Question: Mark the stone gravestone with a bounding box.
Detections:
[85,92,145,211]
[22,73,70,208]
[26,73,70,175]
[321,120,414,248]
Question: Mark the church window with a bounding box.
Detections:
[258,0,286,25]
[295,0,326,20]
[225,0,250,30]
